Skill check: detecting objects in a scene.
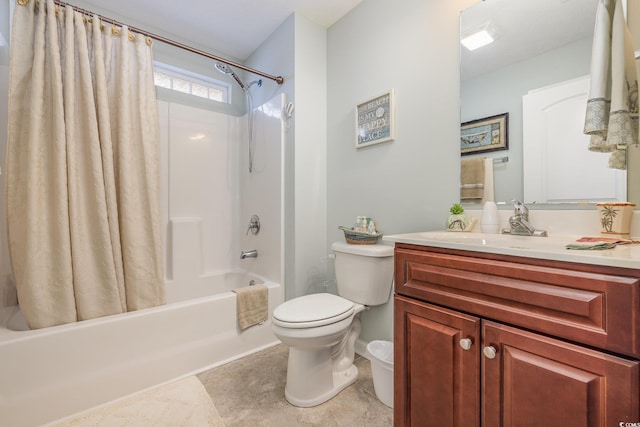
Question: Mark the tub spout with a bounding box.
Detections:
[241,249,258,259]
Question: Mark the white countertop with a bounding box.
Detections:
[383,231,640,270]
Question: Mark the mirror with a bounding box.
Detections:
[459,0,626,207]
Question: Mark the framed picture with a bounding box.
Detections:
[355,90,395,148]
[460,113,508,155]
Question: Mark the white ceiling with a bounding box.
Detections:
[76,0,598,80]
[461,0,598,80]
[80,0,362,61]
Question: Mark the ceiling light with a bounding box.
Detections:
[461,22,499,51]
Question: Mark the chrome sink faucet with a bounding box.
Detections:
[502,200,547,237]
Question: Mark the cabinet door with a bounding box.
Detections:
[482,321,640,427]
[394,296,480,427]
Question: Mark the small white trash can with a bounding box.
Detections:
[366,340,394,408]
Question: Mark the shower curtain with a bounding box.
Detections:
[6,0,165,329]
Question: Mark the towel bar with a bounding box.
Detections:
[492,156,508,164]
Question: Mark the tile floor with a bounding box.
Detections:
[197,344,393,427]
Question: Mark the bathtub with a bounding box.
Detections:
[0,272,282,427]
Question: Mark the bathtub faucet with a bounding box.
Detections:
[241,249,258,259]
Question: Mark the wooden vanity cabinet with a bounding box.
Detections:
[394,243,640,427]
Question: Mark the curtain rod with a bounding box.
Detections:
[51,0,284,85]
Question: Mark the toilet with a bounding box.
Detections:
[271,242,394,407]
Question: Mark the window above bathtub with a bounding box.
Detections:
[153,62,230,104]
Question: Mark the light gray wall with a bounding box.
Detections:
[246,15,295,110]
[327,0,465,343]
[290,15,328,299]
[461,37,593,204]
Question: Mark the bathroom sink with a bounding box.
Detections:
[409,231,568,250]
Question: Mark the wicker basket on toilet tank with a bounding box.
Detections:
[338,226,382,245]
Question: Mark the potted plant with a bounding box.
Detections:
[447,203,471,231]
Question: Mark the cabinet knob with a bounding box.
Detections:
[483,346,497,359]
[459,338,473,350]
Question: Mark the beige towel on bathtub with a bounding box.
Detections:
[232,284,268,330]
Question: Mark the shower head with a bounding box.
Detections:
[214,62,246,90]
[214,62,233,75]
[214,62,264,92]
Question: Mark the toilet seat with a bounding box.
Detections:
[272,293,355,329]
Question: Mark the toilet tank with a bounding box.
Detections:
[331,242,394,306]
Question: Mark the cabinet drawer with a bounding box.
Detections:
[395,245,640,358]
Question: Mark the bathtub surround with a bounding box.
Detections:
[158,95,283,283]
[7,0,165,329]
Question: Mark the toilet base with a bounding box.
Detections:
[274,307,364,408]
[285,361,358,408]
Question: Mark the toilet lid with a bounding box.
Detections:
[273,293,354,326]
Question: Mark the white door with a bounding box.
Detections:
[522,75,626,203]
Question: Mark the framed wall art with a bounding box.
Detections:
[460,113,508,155]
[355,90,395,148]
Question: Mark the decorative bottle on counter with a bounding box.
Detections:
[480,201,499,234]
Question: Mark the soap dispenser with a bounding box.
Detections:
[481,201,499,234]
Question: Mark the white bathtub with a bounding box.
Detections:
[0,272,282,427]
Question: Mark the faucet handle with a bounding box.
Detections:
[246,215,260,235]
[512,200,528,215]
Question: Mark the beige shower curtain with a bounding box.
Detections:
[7,0,165,329]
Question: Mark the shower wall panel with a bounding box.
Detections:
[159,96,283,284]
[159,101,242,281]
[239,95,284,284]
